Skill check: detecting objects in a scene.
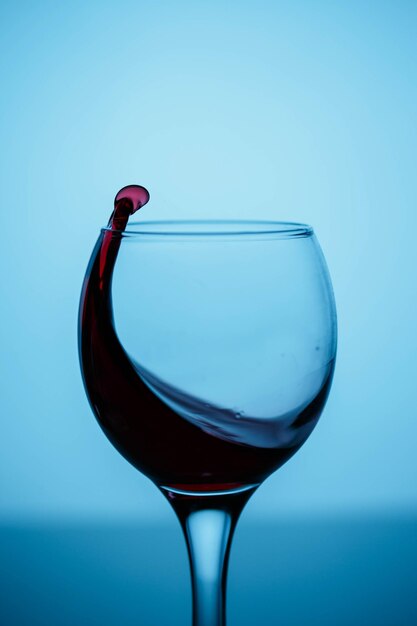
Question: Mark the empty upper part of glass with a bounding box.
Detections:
[111,220,336,451]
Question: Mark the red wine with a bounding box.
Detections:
[79,186,334,492]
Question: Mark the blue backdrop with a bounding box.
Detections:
[1,0,416,522]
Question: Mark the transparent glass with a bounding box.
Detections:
[79,219,337,626]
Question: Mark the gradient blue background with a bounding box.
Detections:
[2,0,416,522]
[1,2,416,624]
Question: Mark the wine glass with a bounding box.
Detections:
[79,194,337,626]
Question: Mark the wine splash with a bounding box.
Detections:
[109,185,150,230]
[79,185,333,492]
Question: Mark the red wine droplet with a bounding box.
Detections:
[108,184,150,231]
[99,184,150,284]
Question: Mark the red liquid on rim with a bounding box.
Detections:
[78,185,333,492]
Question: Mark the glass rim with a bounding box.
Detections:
[101,220,314,240]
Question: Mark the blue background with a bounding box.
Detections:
[1,0,416,522]
[0,1,417,518]
[1,2,416,623]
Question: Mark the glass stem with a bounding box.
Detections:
[162,486,257,626]
[185,507,232,626]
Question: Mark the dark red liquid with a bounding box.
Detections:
[78,185,334,492]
